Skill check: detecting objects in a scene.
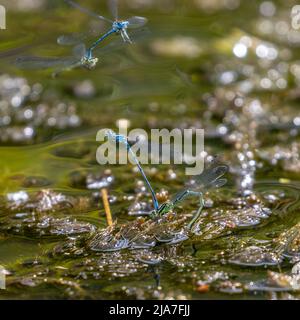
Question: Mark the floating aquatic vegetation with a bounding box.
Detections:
[60,182,246,254]
[34,190,70,212]
[86,213,189,252]
[52,239,192,289]
[56,250,145,277]
[228,245,283,267]
[1,189,94,215]
[189,192,272,240]
[52,204,239,256]
[192,206,271,241]
[3,189,72,213]
[274,222,300,260]
[36,216,95,236]
[7,270,87,299]
[0,210,95,238]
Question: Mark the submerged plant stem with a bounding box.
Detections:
[101,188,113,226]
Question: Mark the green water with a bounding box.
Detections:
[1,0,300,299]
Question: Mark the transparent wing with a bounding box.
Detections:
[209,178,227,189]
[65,0,113,23]
[171,162,228,203]
[52,61,82,78]
[15,56,77,70]
[58,33,86,46]
[108,0,118,20]
[72,43,86,59]
[127,16,148,29]
[195,164,228,190]
[57,29,99,46]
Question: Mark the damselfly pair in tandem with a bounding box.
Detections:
[15,0,148,76]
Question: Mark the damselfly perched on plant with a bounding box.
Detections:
[76,131,229,252]
[105,130,228,231]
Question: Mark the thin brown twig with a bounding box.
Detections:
[101,188,113,226]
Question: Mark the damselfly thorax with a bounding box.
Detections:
[81,56,98,69]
